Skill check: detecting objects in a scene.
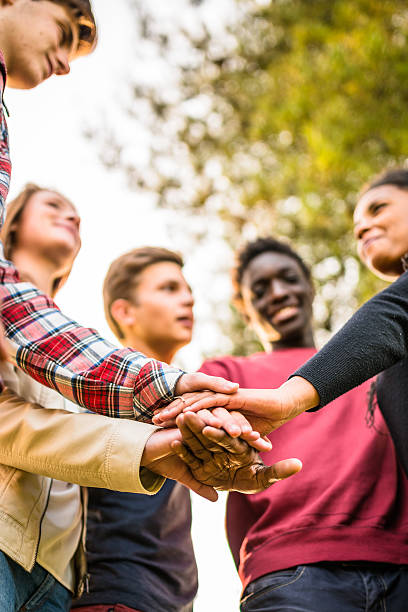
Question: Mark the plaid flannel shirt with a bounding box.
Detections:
[0,54,183,422]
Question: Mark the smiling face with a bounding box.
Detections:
[354,184,408,280]
[115,261,194,359]
[240,251,314,349]
[14,189,81,265]
[0,0,80,89]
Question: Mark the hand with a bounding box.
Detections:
[157,378,320,435]
[154,404,272,453]
[174,372,239,396]
[172,412,302,493]
[141,427,218,502]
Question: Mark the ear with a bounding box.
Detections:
[110,299,137,330]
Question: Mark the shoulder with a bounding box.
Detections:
[200,354,242,375]
[199,353,261,381]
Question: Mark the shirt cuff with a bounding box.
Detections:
[133,361,185,422]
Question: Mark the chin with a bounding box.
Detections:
[7,70,44,90]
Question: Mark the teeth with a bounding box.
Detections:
[271,306,298,321]
[276,306,295,315]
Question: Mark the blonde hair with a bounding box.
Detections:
[1,183,79,297]
[103,246,184,339]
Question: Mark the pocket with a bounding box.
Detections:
[20,569,64,611]
[241,566,306,611]
[0,468,44,529]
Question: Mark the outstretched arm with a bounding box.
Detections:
[293,271,408,408]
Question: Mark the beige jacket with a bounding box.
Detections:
[0,369,164,596]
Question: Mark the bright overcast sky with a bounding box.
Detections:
[6,1,242,609]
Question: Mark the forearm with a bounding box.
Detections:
[0,270,183,420]
[0,388,165,494]
[293,272,408,407]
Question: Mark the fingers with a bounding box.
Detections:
[176,412,214,461]
[209,408,272,452]
[152,416,178,428]
[175,372,239,396]
[182,393,232,413]
[153,397,187,424]
[153,391,221,425]
[260,458,302,487]
[212,408,250,438]
[200,425,249,454]
[171,439,203,472]
[171,454,218,502]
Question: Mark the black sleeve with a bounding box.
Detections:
[293,271,408,408]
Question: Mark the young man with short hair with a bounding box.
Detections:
[74,246,197,612]
[194,237,408,611]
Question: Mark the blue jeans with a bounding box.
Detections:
[240,563,408,611]
[0,551,71,611]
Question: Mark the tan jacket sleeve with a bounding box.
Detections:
[0,388,165,495]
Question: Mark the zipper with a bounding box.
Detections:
[75,487,89,597]
[30,478,52,570]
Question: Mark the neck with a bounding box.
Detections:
[268,328,315,351]
[0,25,12,75]
[12,250,59,295]
[121,335,177,364]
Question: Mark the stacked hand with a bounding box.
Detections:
[173,412,302,493]
[159,370,276,451]
[154,377,320,436]
[142,409,302,501]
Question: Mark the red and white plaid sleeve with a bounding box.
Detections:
[0,57,183,421]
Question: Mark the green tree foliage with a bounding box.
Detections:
[101,0,408,353]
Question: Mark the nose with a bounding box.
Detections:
[182,289,194,307]
[55,49,70,76]
[268,278,290,302]
[354,215,372,240]
[65,210,80,230]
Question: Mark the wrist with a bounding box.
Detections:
[141,427,180,467]
[279,376,320,416]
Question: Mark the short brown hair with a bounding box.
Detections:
[51,0,97,56]
[103,246,184,339]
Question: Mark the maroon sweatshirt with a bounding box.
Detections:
[200,348,408,590]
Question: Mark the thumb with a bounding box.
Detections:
[176,372,239,395]
[261,458,302,488]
